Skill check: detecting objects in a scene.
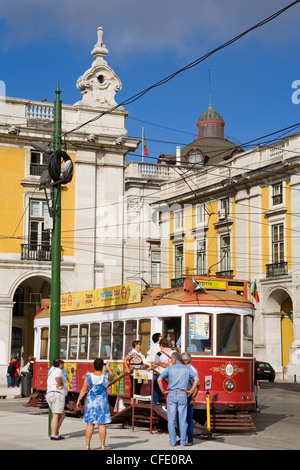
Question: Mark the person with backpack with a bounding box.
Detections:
[7,356,20,387]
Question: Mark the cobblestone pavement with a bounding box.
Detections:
[0,381,299,451]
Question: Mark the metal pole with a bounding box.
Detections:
[48,82,62,436]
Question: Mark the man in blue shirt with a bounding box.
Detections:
[157,352,199,447]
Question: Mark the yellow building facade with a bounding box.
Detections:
[152,105,300,380]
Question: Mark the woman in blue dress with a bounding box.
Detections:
[77,358,114,450]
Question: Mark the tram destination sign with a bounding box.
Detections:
[60,283,141,312]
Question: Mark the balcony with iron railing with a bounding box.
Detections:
[266,261,288,278]
[21,244,52,262]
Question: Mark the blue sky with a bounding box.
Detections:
[1,0,300,161]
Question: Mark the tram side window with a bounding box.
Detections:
[79,324,89,359]
[69,325,78,359]
[40,327,49,359]
[243,316,253,356]
[139,319,151,356]
[187,313,212,354]
[217,314,240,355]
[125,321,137,355]
[112,321,124,360]
[60,326,68,359]
[89,323,100,359]
[101,323,111,359]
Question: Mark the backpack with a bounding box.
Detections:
[28,362,34,374]
[7,361,16,376]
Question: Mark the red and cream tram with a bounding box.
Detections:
[31,276,256,426]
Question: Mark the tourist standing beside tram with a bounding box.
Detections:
[124,340,146,404]
[157,352,199,447]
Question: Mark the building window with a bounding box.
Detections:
[220,197,230,217]
[30,150,48,176]
[151,251,161,286]
[174,210,183,231]
[195,204,206,225]
[272,223,284,263]
[220,234,231,271]
[23,200,51,261]
[272,182,283,205]
[174,244,184,278]
[196,239,206,275]
[189,150,203,166]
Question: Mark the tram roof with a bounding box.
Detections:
[35,283,254,319]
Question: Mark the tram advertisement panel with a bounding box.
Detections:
[109,363,124,395]
[60,283,141,312]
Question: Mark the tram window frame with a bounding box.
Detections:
[68,325,79,359]
[40,327,49,359]
[89,323,100,359]
[217,314,240,356]
[138,319,151,356]
[100,322,111,359]
[112,321,124,360]
[186,313,213,355]
[243,315,253,357]
[125,320,137,356]
[60,326,68,359]
[79,324,89,359]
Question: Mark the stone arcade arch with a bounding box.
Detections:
[263,286,293,374]
[11,275,51,365]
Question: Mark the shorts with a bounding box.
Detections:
[46,392,66,414]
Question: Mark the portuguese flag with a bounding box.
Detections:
[142,129,148,157]
[36,300,41,314]
[251,280,260,303]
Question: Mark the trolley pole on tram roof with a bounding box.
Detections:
[48,83,62,436]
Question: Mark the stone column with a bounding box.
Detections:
[0,301,14,387]
[263,312,282,372]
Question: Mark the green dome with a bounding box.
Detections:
[198,104,224,122]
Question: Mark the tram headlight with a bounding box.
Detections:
[225,380,235,391]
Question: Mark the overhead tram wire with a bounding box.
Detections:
[61,1,300,140]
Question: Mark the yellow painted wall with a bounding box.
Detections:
[261,186,269,273]
[184,205,194,275]
[61,155,76,257]
[0,147,25,253]
[207,200,218,274]
[285,180,291,270]
[0,147,75,257]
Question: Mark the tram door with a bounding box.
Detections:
[162,317,181,349]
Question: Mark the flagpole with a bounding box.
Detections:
[142,126,144,163]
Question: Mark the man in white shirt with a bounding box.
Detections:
[145,333,162,404]
[46,358,68,440]
[145,333,162,365]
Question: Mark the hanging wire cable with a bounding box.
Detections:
[62,1,300,139]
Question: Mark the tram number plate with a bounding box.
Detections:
[205,375,212,390]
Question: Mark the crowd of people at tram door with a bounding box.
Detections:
[45,333,199,450]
